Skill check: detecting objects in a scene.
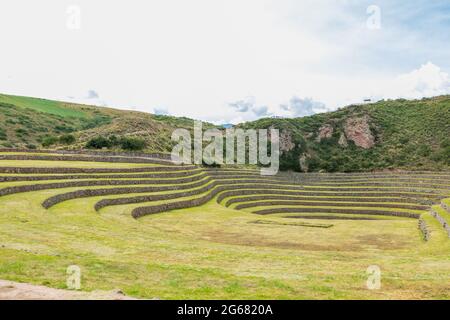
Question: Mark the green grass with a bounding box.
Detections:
[0,94,87,118]
[443,198,450,208]
[0,155,449,299]
[0,160,161,168]
[0,193,449,299]
[251,219,334,228]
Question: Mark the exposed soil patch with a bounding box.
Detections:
[0,280,137,300]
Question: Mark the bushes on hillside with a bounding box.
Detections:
[86,136,112,149]
[42,136,58,147]
[41,134,76,147]
[59,134,76,145]
[120,137,146,151]
[0,128,7,141]
[86,135,146,151]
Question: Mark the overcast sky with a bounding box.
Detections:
[0,0,449,124]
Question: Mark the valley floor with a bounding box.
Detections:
[0,153,449,299]
[1,198,450,299]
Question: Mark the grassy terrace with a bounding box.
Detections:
[0,160,162,169]
[0,151,449,299]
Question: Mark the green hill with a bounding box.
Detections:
[0,93,214,152]
[0,93,448,171]
[240,96,450,172]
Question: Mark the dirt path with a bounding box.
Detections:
[0,280,137,300]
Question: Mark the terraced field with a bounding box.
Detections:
[0,150,449,299]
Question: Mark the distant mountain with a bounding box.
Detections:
[220,123,234,129]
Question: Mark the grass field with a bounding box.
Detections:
[0,151,449,299]
[0,94,88,118]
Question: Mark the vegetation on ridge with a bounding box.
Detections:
[0,93,448,172]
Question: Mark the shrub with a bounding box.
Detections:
[417,144,432,157]
[81,115,112,130]
[59,134,76,145]
[108,135,120,146]
[42,136,58,147]
[120,137,146,151]
[86,136,111,149]
[26,144,37,150]
[0,128,7,141]
[441,138,450,148]
[15,128,28,136]
[54,125,74,133]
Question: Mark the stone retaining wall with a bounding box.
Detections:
[303,186,445,194]
[0,165,197,174]
[282,215,382,220]
[224,195,433,207]
[216,189,440,203]
[418,218,431,241]
[0,148,172,160]
[306,182,450,190]
[234,200,427,211]
[0,169,203,182]
[441,201,450,214]
[42,178,214,209]
[94,182,217,211]
[252,207,420,219]
[130,180,304,218]
[42,178,296,210]
[131,185,228,218]
[2,175,210,198]
[0,154,174,165]
[431,210,450,238]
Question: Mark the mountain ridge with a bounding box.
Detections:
[0,93,448,172]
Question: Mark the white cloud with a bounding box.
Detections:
[86,90,99,99]
[278,96,327,118]
[252,105,270,117]
[386,62,450,99]
[228,97,272,118]
[153,107,169,115]
[229,97,255,113]
[0,1,448,122]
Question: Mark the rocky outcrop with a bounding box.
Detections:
[338,133,348,147]
[316,124,334,142]
[299,153,309,172]
[280,130,295,152]
[344,116,375,149]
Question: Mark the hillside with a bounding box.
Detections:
[0,94,214,152]
[240,96,450,172]
[0,93,448,172]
